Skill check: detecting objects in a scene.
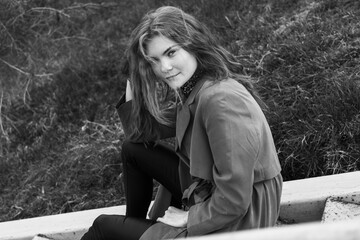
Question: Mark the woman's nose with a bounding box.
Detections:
[160,59,172,73]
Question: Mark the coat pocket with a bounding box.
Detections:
[182,179,214,209]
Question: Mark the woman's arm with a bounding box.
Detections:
[187,88,259,236]
[116,79,176,142]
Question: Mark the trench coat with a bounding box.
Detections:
[116,77,282,239]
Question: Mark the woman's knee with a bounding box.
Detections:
[121,139,132,153]
[92,214,109,229]
[121,140,153,164]
[121,140,135,163]
[121,140,142,158]
[121,140,148,170]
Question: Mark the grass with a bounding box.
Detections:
[0,0,359,222]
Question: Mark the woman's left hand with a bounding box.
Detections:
[157,206,188,227]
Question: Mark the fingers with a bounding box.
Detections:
[167,206,181,213]
[167,206,175,213]
[156,207,188,228]
[161,207,174,219]
[125,79,133,101]
[157,215,171,226]
[157,207,177,224]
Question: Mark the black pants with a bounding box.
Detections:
[81,140,182,240]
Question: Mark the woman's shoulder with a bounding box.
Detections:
[196,77,258,114]
[199,77,247,99]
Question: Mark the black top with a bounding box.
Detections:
[180,68,204,100]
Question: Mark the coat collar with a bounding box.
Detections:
[176,77,208,150]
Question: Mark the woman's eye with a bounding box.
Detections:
[168,50,176,57]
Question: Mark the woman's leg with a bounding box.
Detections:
[81,214,155,240]
[81,142,182,240]
[121,140,182,218]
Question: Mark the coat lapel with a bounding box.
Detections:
[176,78,208,150]
[176,105,190,150]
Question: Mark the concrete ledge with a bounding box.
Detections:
[321,192,360,222]
[176,218,360,240]
[1,171,360,240]
[279,171,360,223]
[0,206,126,240]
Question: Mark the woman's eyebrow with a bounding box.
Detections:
[162,44,178,55]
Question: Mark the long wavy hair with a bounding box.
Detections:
[125,6,265,140]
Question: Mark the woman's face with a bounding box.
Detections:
[146,35,197,90]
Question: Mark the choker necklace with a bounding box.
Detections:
[180,69,204,99]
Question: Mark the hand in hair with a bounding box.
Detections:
[125,79,133,102]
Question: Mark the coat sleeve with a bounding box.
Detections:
[116,94,176,142]
[187,89,260,236]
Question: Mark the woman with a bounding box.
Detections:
[81,5,282,240]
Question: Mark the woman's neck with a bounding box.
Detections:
[180,68,204,99]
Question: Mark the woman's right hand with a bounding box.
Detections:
[157,206,188,228]
[125,79,133,102]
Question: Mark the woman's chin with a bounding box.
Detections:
[166,82,182,90]
[166,80,189,91]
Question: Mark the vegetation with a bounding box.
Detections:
[0,0,359,222]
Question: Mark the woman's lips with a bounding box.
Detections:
[166,73,180,79]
